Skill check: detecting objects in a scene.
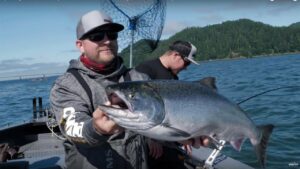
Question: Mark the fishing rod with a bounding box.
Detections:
[237,86,300,105]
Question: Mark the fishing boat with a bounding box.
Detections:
[0,97,64,169]
[0,97,255,169]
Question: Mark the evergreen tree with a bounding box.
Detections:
[120,19,300,67]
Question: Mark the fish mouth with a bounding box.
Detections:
[107,91,132,112]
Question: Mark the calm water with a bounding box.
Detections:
[1,54,299,169]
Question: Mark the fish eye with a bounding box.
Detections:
[128,93,135,99]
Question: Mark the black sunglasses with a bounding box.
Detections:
[182,56,191,67]
[86,32,118,42]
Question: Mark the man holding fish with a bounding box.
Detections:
[50,10,208,169]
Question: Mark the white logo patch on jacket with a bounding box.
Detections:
[63,107,84,138]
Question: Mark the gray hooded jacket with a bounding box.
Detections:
[50,58,149,169]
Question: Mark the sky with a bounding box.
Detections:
[0,0,299,80]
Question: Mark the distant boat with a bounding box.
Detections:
[31,76,47,82]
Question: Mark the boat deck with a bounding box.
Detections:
[0,122,65,169]
[0,106,255,169]
[17,133,65,169]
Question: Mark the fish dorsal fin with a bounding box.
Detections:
[197,77,217,91]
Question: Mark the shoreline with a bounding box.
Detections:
[198,52,300,63]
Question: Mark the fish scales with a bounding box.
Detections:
[98,79,274,168]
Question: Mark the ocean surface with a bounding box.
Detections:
[0,54,299,169]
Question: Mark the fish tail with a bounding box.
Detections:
[254,124,274,169]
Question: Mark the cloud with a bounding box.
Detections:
[0,58,34,70]
[266,3,298,16]
[0,46,78,81]
[61,49,79,54]
[197,14,225,26]
[225,0,265,10]
[162,13,224,38]
[0,59,67,80]
[162,20,189,37]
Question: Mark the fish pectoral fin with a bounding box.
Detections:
[196,77,218,92]
[230,138,246,151]
[161,124,191,138]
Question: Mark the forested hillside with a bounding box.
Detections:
[120,19,300,67]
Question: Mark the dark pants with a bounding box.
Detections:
[63,140,141,169]
[148,146,188,169]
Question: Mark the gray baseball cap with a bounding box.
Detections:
[169,40,199,65]
[76,10,124,39]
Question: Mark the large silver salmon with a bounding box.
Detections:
[98,78,274,168]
